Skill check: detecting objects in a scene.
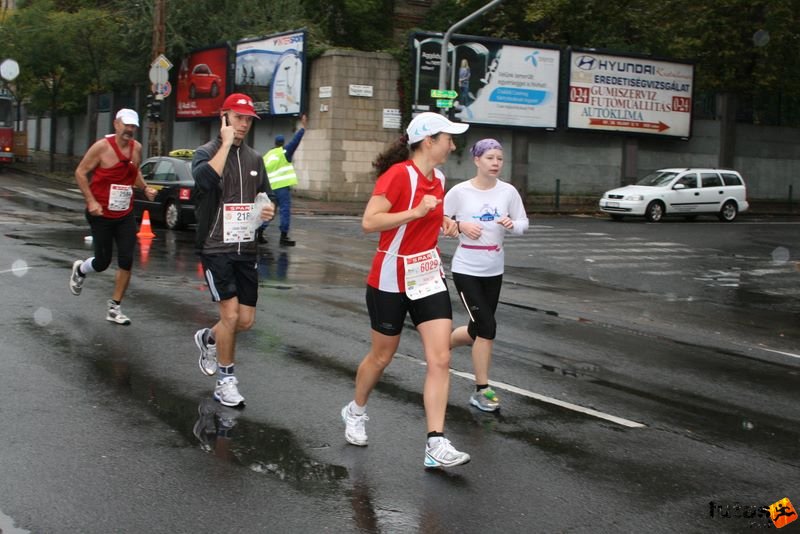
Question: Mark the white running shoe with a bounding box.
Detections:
[194,328,218,376]
[69,260,85,296]
[106,300,131,325]
[341,404,368,446]
[424,437,471,469]
[192,398,218,451]
[214,376,245,408]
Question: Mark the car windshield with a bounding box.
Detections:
[636,171,679,187]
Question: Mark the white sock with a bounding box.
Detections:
[349,401,366,416]
[81,258,96,274]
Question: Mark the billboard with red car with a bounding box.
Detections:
[176,46,230,120]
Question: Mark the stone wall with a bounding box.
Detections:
[298,50,402,201]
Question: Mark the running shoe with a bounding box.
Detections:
[424,437,471,469]
[106,300,131,325]
[469,387,500,412]
[69,260,84,296]
[215,406,241,438]
[194,328,218,376]
[341,404,368,446]
[193,398,241,448]
[214,376,245,408]
[192,398,218,451]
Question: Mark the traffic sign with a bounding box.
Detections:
[149,66,168,86]
[151,81,172,98]
[150,54,173,70]
[431,89,458,99]
[436,99,455,109]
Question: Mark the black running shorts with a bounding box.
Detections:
[200,252,259,306]
[366,282,452,336]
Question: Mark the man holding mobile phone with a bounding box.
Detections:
[191,93,275,408]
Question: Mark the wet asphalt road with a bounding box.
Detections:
[0,170,799,533]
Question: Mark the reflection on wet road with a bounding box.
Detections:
[1,175,799,532]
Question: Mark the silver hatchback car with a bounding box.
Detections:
[599,168,749,222]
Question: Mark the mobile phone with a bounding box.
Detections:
[223,114,229,126]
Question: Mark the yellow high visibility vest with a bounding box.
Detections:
[263,146,298,189]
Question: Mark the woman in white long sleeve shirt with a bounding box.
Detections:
[444,138,529,412]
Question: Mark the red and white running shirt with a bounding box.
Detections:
[366,161,445,292]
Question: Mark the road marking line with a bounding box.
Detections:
[760,347,800,360]
[395,352,646,428]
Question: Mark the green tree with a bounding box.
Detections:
[422,0,800,125]
[1,0,138,168]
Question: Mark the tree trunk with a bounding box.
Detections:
[718,93,737,168]
[49,113,57,173]
[87,93,98,151]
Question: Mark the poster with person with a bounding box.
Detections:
[234,30,306,116]
[411,32,560,129]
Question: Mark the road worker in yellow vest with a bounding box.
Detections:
[257,114,307,246]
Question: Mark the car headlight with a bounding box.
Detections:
[624,194,644,201]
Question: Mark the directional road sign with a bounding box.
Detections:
[431,89,458,99]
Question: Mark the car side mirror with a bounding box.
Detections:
[673,184,686,190]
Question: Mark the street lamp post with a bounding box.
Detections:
[437,0,504,114]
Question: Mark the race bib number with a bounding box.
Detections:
[108,184,132,211]
[403,248,446,300]
[223,203,255,243]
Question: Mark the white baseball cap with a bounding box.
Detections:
[406,112,469,144]
[115,108,140,127]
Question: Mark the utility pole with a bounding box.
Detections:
[148,0,166,157]
[437,0,504,113]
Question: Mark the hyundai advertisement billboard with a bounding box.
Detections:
[568,49,694,138]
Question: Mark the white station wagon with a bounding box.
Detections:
[599,168,749,222]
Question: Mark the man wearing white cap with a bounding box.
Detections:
[70,108,156,324]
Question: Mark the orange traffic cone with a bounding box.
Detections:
[137,210,156,238]
[138,237,153,268]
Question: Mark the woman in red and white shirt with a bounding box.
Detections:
[341,112,472,469]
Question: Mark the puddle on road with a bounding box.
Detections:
[8,226,364,291]
[3,193,65,214]
[88,356,349,488]
[256,247,363,288]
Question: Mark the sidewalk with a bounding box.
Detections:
[8,151,797,217]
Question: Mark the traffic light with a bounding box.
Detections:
[151,99,162,122]
[146,94,163,122]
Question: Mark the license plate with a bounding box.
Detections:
[607,201,619,208]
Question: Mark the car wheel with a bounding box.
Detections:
[609,214,624,221]
[210,82,219,98]
[718,200,738,222]
[189,84,196,99]
[165,201,183,230]
[645,201,665,222]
